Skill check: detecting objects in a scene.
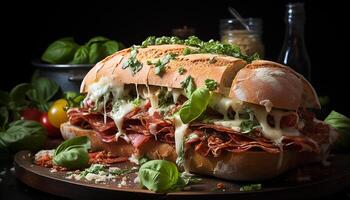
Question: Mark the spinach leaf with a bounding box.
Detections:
[0,120,46,152]
[41,39,79,64]
[72,46,89,64]
[53,136,91,169]
[325,110,350,151]
[103,40,120,55]
[139,160,179,192]
[89,42,106,64]
[179,88,211,124]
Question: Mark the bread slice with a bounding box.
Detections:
[60,122,176,162]
[185,148,319,181]
[80,44,246,95]
[229,60,320,110]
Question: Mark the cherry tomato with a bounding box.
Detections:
[48,99,68,128]
[40,113,61,138]
[20,108,42,122]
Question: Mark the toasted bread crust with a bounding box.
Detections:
[229,60,320,110]
[60,122,176,162]
[186,148,319,181]
[80,44,246,94]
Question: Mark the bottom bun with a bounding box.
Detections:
[61,122,319,181]
[185,148,319,181]
[60,122,177,162]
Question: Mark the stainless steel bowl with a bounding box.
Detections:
[31,59,94,92]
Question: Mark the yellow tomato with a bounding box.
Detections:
[48,99,68,128]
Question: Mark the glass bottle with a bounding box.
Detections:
[220,18,265,58]
[278,3,311,81]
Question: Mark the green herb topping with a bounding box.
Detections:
[205,79,218,91]
[239,183,262,191]
[140,36,260,63]
[148,54,176,76]
[122,46,143,75]
[178,66,186,75]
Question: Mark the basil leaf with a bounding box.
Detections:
[10,83,31,105]
[89,42,106,64]
[27,77,60,103]
[179,88,211,124]
[103,40,120,55]
[0,91,10,106]
[0,107,8,130]
[53,147,89,169]
[204,79,217,91]
[72,46,89,64]
[180,76,196,98]
[139,160,179,192]
[41,40,79,64]
[0,120,46,152]
[54,136,90,156]
[86,36,109,46]
[325,111,350,151]
[53,136,91,169]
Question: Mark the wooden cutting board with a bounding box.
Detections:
[14,150,350,200]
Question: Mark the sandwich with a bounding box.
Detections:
[60,36,337,181]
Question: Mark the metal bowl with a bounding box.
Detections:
[31,59,94,92]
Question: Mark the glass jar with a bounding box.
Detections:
[220,18,265,58]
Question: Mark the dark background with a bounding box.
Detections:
[1,0,348,116]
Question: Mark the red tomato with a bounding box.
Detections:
[40,113,61,138]
[20,108,42,122]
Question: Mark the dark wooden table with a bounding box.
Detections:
[2,151,350,200]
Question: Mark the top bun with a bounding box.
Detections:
[229,60,320,110]
[80,44,246,94]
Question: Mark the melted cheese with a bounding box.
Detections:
[85,77,111,104]
[209,94,243,119]
[110,101,134,141]
[174,115,189,158]
[168,88,182,104]
[251,106,300,143]
[213,120,242,132]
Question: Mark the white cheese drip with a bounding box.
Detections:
[111,101,134,141]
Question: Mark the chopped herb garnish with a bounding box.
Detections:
[109,168,136,176]
[132,98,142,107]
[178,66,186,75]
[183,47,192,55]
[158,88,174,107]
[148,54,176,76]
[122,45,143,75]
[180,75,196,98]
[140,36,260,63]
[239,119,260,133]
[205,79,218,91]
[239,183,262,191]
